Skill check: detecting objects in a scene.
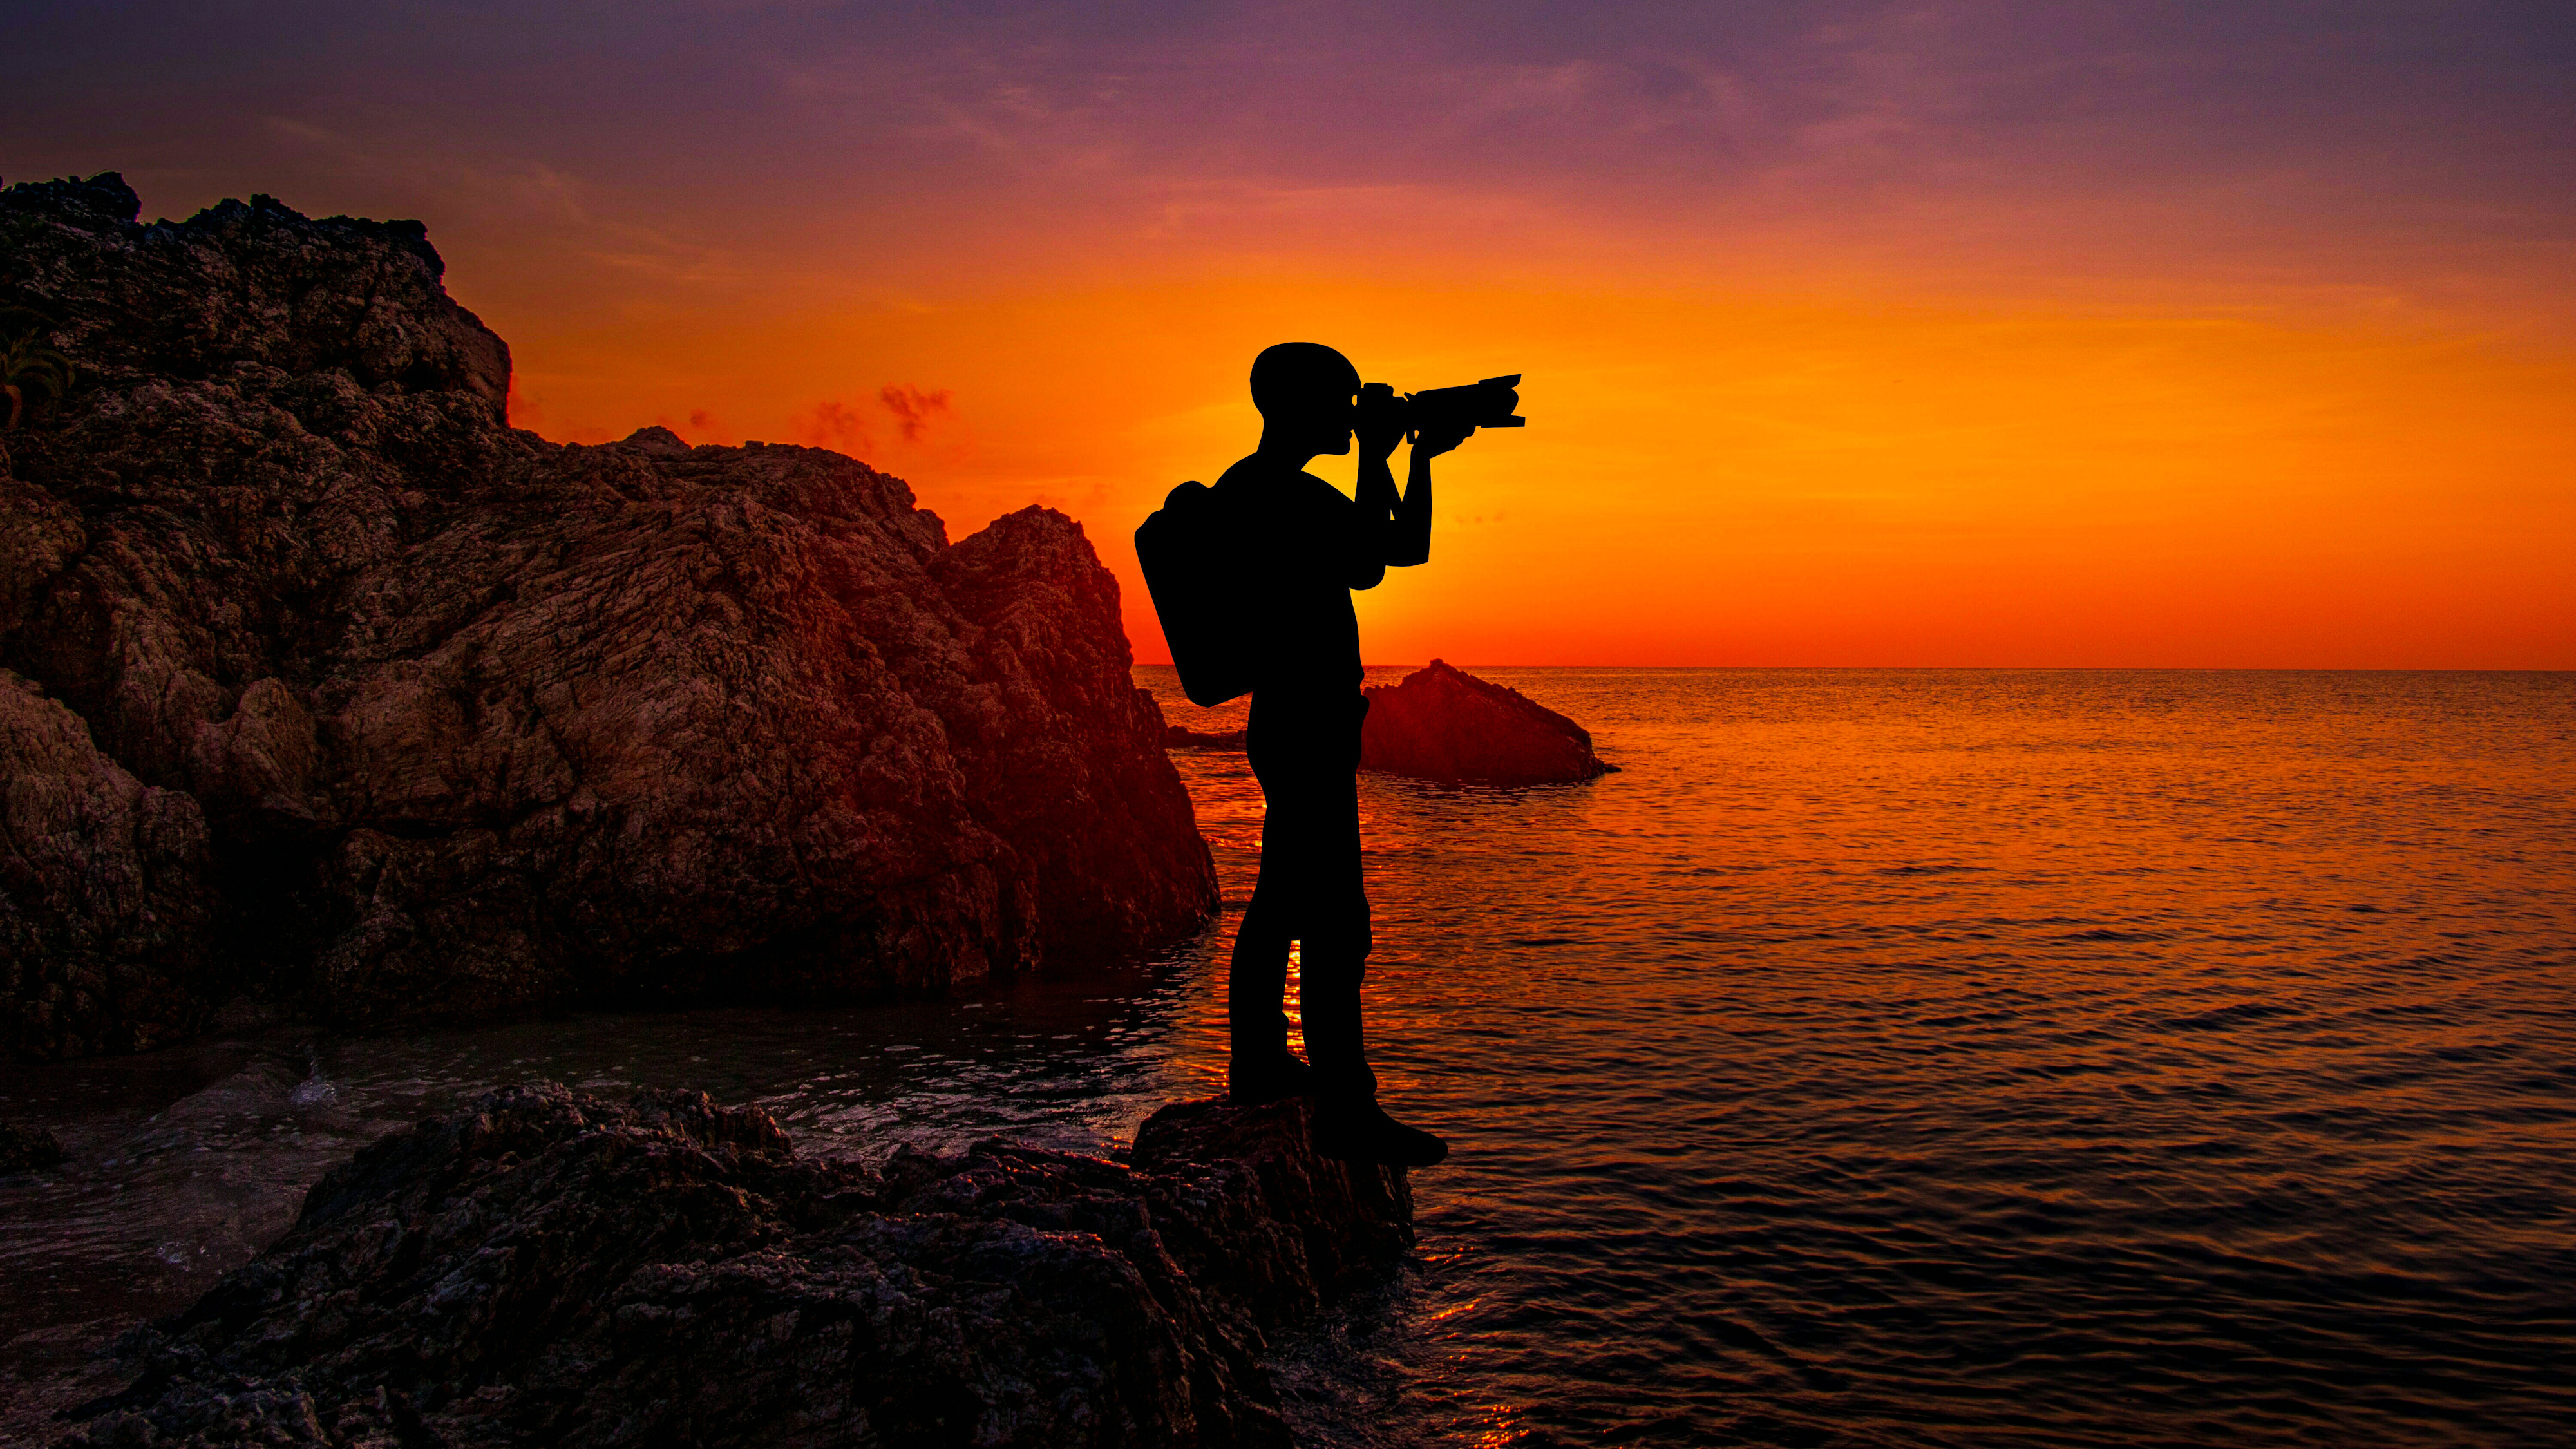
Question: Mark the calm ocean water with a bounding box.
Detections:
[5,668,2571,1446]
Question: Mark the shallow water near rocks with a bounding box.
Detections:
[5,667,2573,1446]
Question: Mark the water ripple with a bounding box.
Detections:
[3,668,2570,1446]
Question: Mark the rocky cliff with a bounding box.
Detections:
[55,1083,1412,1448]
[0,173,1215,1059]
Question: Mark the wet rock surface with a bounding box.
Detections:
[52,1082,1412,1448]
[1360,659,1613,784]
[0,1118,66,1171]
[0,173,1215,1058]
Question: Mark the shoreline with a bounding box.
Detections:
[0,960,1263,1443]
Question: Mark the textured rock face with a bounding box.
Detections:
[1360,659,1613,784]
[0,671,214,1055]
[57,1083,1413,1448]
[0,174,1215,1057]
[0,173,510,425]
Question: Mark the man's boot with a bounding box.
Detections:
[1301,958,1446,1168]
[1228,1030,1314,1105]
[1311,1090,1448,1168]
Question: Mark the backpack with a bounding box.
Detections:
[1135,480,1256,706]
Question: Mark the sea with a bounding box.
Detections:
[3,668,2571,1446]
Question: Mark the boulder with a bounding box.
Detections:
[56,1083,1413,1448]
[1360,659,1613,784]
[0,174,1215,1056]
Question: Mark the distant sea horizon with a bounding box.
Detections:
[1144,662,2576,674]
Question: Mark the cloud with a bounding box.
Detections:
[254,113,749,290]
[879,384,952,442]
[261,115,596,225]
[646,408,733,444]
[793,398,873,453]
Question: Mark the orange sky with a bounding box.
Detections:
[496,275,2575,669]
[14,3,2575,666]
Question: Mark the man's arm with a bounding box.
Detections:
[1381,421,1472,570]
[1383,441,1433,568]
[1349,393,1405,588]
[1351,392,1471,582]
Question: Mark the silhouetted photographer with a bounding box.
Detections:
[1139,343,1522,1168]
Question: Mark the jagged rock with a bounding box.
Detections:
[0,670,214,1057]
[0,174,1215,1057]
[0,172,509,421]
[1162,724,1246,750]
[55,1083,1412,1448]
[0,1118,66,1171]
[1360,659,1614,784]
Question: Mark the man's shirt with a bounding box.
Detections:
[1216,454,1390,695]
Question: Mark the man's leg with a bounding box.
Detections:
[1227,863,1307,1103]
[1228,690,1316,1103]
[1298,838,1446,1168]
[1283,694,1446,1167]
[1294,943,1374,1104]
[1287,758,1374,1108]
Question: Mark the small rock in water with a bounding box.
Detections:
[1361,659,1616,784]
[1164,724,1249,750]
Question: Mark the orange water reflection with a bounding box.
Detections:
[1149,663,2576,1445]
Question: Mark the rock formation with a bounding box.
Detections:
[1360,659,1613,784]
[1162,724,1246,750]
[0,173,1215,1059]
[55,1082,1413,1448]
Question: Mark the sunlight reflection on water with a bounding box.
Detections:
[4,668,2571,1446]
[1159,667,2576,1448]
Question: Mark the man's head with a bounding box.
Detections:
[1251,342,1362,457]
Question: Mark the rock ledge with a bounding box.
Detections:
[55,1083,1411,1448]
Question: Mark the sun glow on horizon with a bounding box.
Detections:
[25,0,2570,668]
[498,275,2576,670]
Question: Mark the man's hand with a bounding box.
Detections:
[1411,419,1475,460]
[1355,383,1405,462]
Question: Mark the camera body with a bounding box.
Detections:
[1359,374,1526,437]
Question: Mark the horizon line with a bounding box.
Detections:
[1132,662,2576,675]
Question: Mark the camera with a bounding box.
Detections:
[1361,374,1526,436]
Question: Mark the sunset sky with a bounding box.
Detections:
[10,1,2571,667]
